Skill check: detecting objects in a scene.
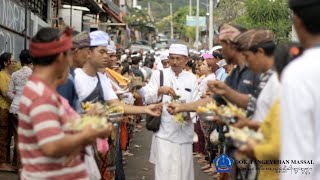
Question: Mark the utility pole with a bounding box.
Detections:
[209,0,214,49]
[170,3,174,40]
[24,0,27,49]
[189,0,192,16]
[148,2,154,22]
[195,0,199,50]
[70,0,73,27]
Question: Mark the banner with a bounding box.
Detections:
[186,15,206,27]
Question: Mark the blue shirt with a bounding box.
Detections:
[215,67,228,82]
[57,69,82,113]
[213,65,260,105]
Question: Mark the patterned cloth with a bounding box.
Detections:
[73,31,90,49]
[193,119,205,154]
[247,70,274,118]
[218,24,241,42]
[233,29,274,51]
[18,75,88,179]
[7,66,32,114]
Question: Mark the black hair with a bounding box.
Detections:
[292,5,320,35]
[0,52,12,70]
[143,59,154,68]
[186,60,194,68]
[121,63,131,75]
[274,43,303,75]
[212,52,223,59]
[32,28,61,66]
[131,56,141,65]
[249,42,276,57]
[189,55,196,61]
[19,49,33,66]
[147,61,154,69]
[192,55,203,61]
[149,57,155,63]
[89,46,98,51]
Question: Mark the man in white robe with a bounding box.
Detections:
[281,1,320,180]
[139,44,199,180]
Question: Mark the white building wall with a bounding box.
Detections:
[59,8,83,32]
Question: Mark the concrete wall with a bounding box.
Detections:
[59,8,83,32]
[0,0,50,58]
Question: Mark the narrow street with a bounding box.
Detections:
[0,122,214,180]
[0,121,214,180]
[124,122,213,180]
[0,170,18,180]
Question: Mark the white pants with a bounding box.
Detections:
[84,146,101,180]
[150,135,194,180]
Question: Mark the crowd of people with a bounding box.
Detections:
[0,0,319,180]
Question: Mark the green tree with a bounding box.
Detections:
[156,6,206,41]
[213,0,246,25]
[233,0,291,42]
[124,8,152,31]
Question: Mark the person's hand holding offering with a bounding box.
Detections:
[167,102,184,115]
[238,139,257,160]
[145,103,163,117]
[232,116,251,129]
[211,115,226,125]
[158,86,176,97]
[81,123,114,145]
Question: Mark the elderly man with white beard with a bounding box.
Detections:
[138,44,199,180]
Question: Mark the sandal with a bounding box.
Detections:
[203,167,216,174]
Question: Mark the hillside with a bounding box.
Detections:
[137,0,209,22]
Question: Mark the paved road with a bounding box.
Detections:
[0,123,214,180]
[124,123,214,180]
[0,171,18,180]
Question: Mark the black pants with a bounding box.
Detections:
[115,124,125,180]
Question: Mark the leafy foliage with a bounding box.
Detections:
[213,0,246,25]
[233,0,292,42]
[124,8,153,31]
[138,0,208,22]
[156,6,206,41]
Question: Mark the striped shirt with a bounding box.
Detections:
[18,75,88,180]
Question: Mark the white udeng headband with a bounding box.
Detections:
[131,53,141,58]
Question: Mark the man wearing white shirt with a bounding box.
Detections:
[74,31,160,116]
[160,53,170,69]
[139,44,199,180]
[280,1,320,180]
[74,31,161,180]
